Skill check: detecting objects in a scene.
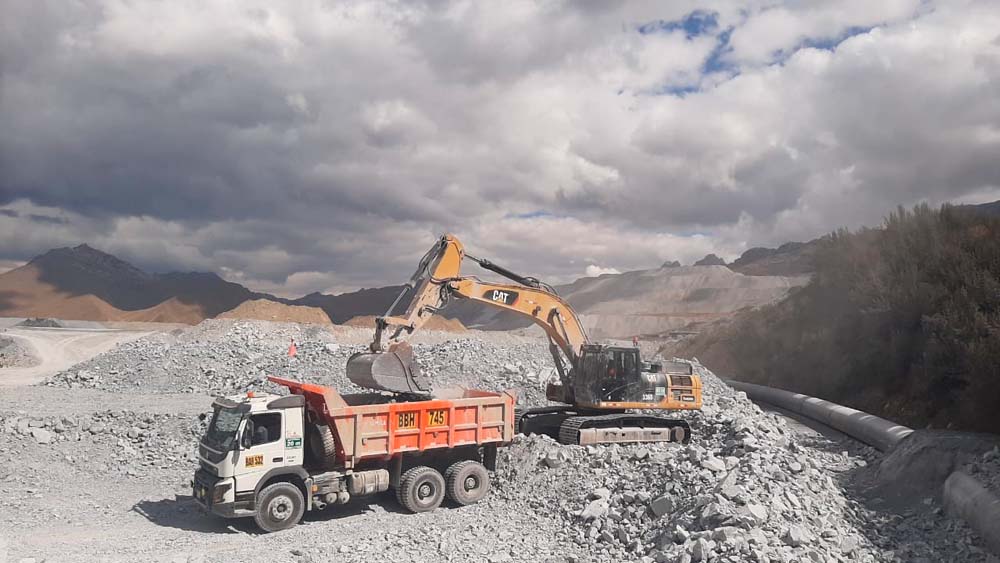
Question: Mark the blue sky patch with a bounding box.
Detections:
[638,10,719,39]
[507,210,554,220]
[703,27,736,75]
[772,25,875,64]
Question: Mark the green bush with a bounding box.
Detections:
[714,203,1000,432]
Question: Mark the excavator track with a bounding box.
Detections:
[516,406,692,446]
[557,413,691,446]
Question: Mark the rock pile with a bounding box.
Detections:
[0,409,207,477]
[44,320,554,403]
[0,335,37,368]
[493,365,992,563]
[217,299,332,324]
[44,320,362,394]
[16,317,63,328]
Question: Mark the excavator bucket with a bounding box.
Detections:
[345,341,432,396]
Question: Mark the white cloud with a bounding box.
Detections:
[3,1,1000,293]
[585,265,621,277]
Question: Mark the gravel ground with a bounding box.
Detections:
[1,319,996,562]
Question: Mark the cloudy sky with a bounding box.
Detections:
[2,1,1000,296]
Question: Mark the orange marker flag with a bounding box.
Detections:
[288,338,297,357]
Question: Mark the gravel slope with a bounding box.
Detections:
[1,326,152,386]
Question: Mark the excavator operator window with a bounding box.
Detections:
[621,350,637,377]
[608,350,637,378]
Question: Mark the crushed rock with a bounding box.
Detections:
[4,319,993,562]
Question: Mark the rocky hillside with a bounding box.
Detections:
[728,240,820,276]
[444,265,808,340]
[288,285,407,324]
[217,299,331,324]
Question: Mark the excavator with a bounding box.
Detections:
[345,234,702,445]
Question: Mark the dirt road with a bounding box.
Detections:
[0,326,153,386]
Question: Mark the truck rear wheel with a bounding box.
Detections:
[254,482,304,533]
[396,466,445,513]
[445,460,490,505]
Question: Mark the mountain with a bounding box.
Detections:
[289,286,410,324]
[960,200,1000,216]
[0,243,420,325]
[694,254,726,266]
[0,232,834,330]
[728,239,820,276]
[0,244,268,323]
[441,264,809,340]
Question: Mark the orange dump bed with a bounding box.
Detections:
[269,376,516,469]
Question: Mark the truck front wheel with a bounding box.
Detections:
[254,482,305,533]
[445,460,490,505]
[396,466,445,513]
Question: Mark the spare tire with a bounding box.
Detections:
[306,423,338,469]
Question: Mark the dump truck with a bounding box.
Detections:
[192,375,516,532]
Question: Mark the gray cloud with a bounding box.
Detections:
[2,0,1000,294]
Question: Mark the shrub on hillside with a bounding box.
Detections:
[709,203,1000,432]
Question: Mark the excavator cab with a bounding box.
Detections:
[571,345,701,410]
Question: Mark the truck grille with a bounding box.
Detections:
[194,468,221,488]
[200,460,218,476]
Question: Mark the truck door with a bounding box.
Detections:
[234,411,287,493]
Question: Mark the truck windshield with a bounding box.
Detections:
[204,406,244,451]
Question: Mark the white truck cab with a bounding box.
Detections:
[193,392,309,528]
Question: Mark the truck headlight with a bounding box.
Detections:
[213,482,232,503]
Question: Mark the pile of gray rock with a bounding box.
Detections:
[45,320,353,394]
[43,320,554,403]
[0,409,206,477]
[493,365,992,563]
[16,317,62,328]
[411,338,554,405]
[0,335,37,369]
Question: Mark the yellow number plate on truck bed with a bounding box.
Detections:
[397,409,448,429]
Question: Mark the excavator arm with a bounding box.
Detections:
[347,234,589,395]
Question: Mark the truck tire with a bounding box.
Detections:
[396,466,445,513]
[307,423,338,469]
[254,482,305,533]
[445,460,490,506]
